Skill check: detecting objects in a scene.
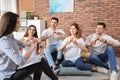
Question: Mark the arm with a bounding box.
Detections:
[98,35,120,46]
[39,36,50,41]
[3,39,36,65]
[85,34,98,47]
[58,43,66,51]
[104,38,120,46]
[58,37,69,51]
[73,38,89,52]
[39,29,54,41]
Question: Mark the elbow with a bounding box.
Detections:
[15,57,26,65]
[39,36,46,41]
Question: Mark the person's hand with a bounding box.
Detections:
[98,37,106,43]
[29,40,37,51]
[48,32,54,38]
[55,31,61,35]
[90,39,97,45]
[66,36,73,45]
[72,38,79,45]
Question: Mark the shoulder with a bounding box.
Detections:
[86,34,95,39]
[43,29,51,33]
[87,33,94,37]
[77,37,85,42]
[0,36,14,47]
[102,34,113,39]
[56,29,65,33]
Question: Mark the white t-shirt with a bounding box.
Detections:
[18,37,41,69]
[62,36,85,63]
[41,28,65,47]
[22,37,37,57]
[85,33,120,54]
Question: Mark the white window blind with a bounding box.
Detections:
[0,0,17,17]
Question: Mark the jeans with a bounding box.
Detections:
[7,58,58,80]
[87,46,117,71]
[44,40,63,66]
[62,57,92,70]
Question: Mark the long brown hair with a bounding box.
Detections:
[24,25,38,38]
[0,12,19,37]
[70,23,81,38]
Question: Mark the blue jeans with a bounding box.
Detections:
[87,46,117,71]
[62,57,92,70]
[44,40,63,67]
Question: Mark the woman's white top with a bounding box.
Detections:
[61,36,85,63]
[22,37,37,57]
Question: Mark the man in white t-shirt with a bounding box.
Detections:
[40,17,65,72]
[85,22,120,80]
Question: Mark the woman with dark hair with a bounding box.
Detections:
[58,23,108,72]
[20,25,39,57]
[0,12,58,80]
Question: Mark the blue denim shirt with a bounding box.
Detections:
[0,34,26,79]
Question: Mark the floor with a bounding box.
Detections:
[40,57,120,80]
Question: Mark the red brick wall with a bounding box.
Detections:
[20,0,120,56]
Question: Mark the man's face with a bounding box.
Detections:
[95,25,105,35]
[50,19,58,28]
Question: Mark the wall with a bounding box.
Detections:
[20,0,120,56]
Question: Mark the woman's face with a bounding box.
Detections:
[70,25,77,35]
[28,27,36,36]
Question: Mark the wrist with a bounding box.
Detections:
[104,39,107,43]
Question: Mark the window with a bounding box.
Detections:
[0,0,17,17]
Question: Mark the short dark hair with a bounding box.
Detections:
[51,17,59,22]
[97,22,106,29]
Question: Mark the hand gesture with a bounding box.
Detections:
[98,37,106,43]
[72,38,79,45]
[48,32,54,38]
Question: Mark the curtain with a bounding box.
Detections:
[0,0,17,17]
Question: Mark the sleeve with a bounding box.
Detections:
[2,39,26,65]
[105,35,120,46]
[15,39,25,48]
[79,38,86,46]
[61,37,68,45]
[85,34,93,45]
[59,29,65,34]
[41,29,48,37]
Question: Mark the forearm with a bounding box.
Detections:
[39,36,49,41]
[86,43,92,48]
[106,39,120,46]
[58,43,66,51]
[104,39,114,46]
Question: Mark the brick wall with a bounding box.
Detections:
[21,0,120,56]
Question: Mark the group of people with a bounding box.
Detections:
[0,11,119,80]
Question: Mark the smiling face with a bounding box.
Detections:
[95,25,105,35]
[70,25,78,35]
[28,26,36,37]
